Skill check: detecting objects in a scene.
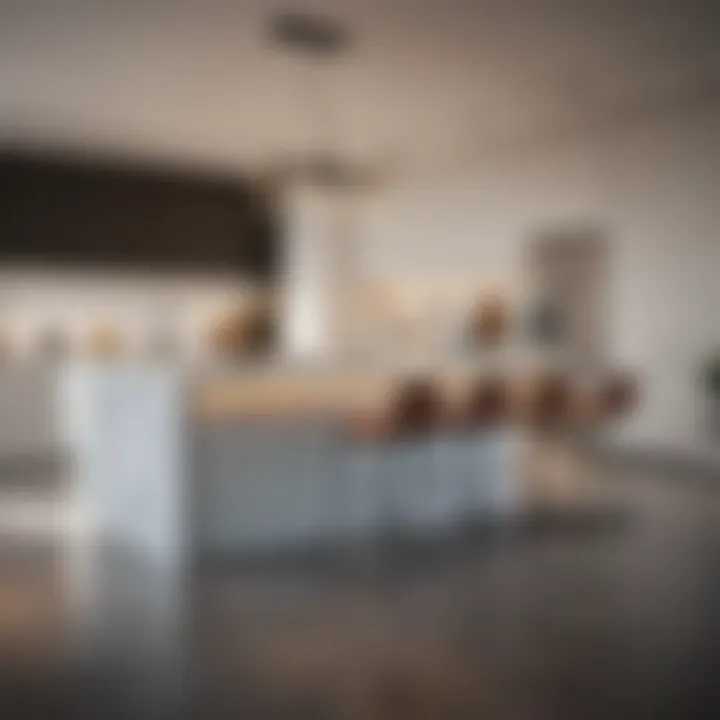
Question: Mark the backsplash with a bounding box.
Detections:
[0,269,264,361]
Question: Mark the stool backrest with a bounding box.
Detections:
[531,373,572,426]
[388,377,443,438]
[600,374,637,418]
[459,375,507,428]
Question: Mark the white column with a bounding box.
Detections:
[64,363,188,567]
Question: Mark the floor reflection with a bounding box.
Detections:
[2,463,720,719]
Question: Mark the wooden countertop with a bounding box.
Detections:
[192,365,482,421]
[191,363,635,424]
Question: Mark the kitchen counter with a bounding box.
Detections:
[69,363,522,563]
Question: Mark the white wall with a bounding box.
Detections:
[361,105,720,461]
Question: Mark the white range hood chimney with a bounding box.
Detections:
[279,182,363,360]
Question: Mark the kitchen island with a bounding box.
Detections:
[68,362,522,566]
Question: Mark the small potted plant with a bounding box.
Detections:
[701,348,720,437]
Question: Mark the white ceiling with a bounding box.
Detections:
[1,0,718,171]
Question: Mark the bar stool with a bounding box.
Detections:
[382,378,445,537]
[524,372,576,504]
[452,375,509,522]
[344,376,444,542]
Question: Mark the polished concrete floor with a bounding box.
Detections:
[1,460,720,719]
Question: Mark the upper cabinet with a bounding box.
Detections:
[0,150,278,278]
